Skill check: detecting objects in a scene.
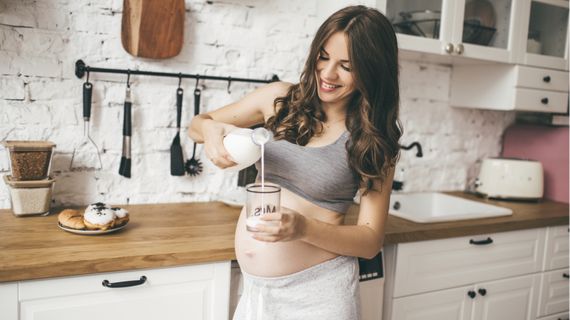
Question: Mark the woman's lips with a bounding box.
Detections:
[319,79,341,93]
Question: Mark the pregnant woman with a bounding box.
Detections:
[189,5,401,320]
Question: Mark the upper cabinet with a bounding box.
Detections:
[518,0,569,70]
[377,0,520,63]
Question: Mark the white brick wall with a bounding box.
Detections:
[0,0,515,209]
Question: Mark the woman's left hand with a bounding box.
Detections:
[250,207,307,242]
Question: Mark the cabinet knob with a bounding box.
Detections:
[445,43,454,54]
[543,75,551,83]
[478,288,487,296]
[563,273,569,279]
[454,43,464,55]
[467,290,477,299]
[541,98,549,105]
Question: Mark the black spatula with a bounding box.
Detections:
[170,87,185,175]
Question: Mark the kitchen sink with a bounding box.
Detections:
[389,192,513,223]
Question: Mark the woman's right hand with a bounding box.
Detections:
[201,119,239,169]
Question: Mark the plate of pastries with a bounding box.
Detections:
[58,202,130,235]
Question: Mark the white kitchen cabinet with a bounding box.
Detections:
[451,64,569,112]
[537,268,570,317]
[390,274,540,320]
[383,227,570,320]
[373,0,521,63]
[391,227,545,297]
[517,0,569,70]
[543,225,570,271]
[0,282,18,320]
[17,261,230,320]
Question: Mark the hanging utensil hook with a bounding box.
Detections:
[178,73,183,88]
[85,68,90,83]
[227,76,232,94]
[126,69,131,89]
[194,74,200,89]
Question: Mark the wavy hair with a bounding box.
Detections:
[266,6,402,192]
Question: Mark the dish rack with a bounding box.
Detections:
[393,17,496,46]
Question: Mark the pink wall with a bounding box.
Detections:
[502,124,569,203]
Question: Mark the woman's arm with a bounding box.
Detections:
[188,81,291,168]
[254,167,394,259]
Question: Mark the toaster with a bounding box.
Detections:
[475,158,544,200]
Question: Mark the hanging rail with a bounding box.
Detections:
[75,59,279,84]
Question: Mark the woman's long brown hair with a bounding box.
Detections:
[266,6,402,192]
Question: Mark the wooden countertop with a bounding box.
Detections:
[0,192,567,283]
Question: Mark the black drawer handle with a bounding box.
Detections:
[467,290,477,299]
[102,275,147,288]
[478,288,487,296]
[541,97,549,104]
[543,75,551,83]
[469,237,493,245]
[557,318,569,320]
[563,273,569,279]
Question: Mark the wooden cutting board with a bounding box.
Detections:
[121,0,185,59]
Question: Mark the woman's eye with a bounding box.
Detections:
[318,55,329,60]
[341,65,351,72]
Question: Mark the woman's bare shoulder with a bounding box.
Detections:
[260,81,294,99]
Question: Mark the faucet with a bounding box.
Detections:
[392,141,423,191]
[400,141,423,158]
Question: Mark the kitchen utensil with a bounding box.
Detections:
[121,0,185,59]
[394,10,441,38]
[463,0,497,45]
[475,158,544,200]
[119,84,132,178]
[70,78,103,170]
[170,82,185,176]
[185,86,203,176]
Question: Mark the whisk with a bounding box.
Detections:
[70,73,103,170]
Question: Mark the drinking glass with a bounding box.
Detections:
[245,183,280,231]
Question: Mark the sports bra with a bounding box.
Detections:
[255,131,359,214]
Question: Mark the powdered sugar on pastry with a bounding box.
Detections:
[84,207,115,226]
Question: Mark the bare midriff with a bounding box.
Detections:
[235,187,345,277]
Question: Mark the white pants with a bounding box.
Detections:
[233,256,361,320]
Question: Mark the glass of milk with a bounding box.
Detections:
[245,183,280,232]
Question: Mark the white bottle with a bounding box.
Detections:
[222,128,272,171]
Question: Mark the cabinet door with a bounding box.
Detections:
[449,0,520,63]
[538,268,570,317]
[472,273,540,320]
[544,225,570,271]
[391,285,474,320]
[0,282,18,320]
[377,0,455,55]
[19,262,230,320]
[518,0,569,70]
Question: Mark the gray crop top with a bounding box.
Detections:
[255,131,359,214]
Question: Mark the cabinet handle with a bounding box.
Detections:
[478,288,487,296]
[467,290,477,299]
[541,98,549,104]
[102,275,147,288]
[563,273,569,279]
[454,43,464,55]
[543,75,551,83]
[469,237,493,245]
[557,318,569,320]
[445,43,454,54]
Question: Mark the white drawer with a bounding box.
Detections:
[19,262,225,300]
[516,66,569,92]
[538,268,570,317]
[544,225,570,271]
[393,228,546,297]
[538,311,569,320]
[514,88,568,113]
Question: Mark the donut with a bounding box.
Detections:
[111,207,129,227]
[58,209,85,230]
[84,207,115,230]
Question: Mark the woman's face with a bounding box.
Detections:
[315,31,356,108]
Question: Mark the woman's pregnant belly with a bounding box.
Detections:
[234,187,344,277]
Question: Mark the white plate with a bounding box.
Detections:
[58,222,128,235]
[220,199,244,208]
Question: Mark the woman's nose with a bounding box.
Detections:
[320,61,338,80]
